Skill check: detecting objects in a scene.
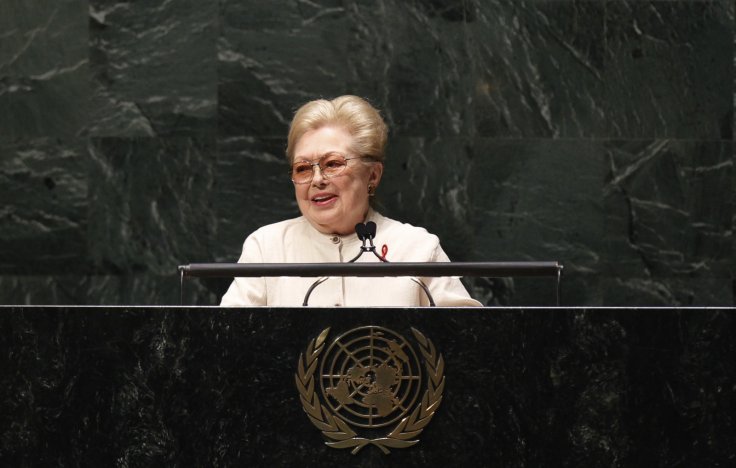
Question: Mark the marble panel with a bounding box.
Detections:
[460,138,733,306]
[469,1,607,138]
[87,0,217,137]
[466,138,605,266]
[211,136,297,262]
[379,137,478,261]
[463,138,606,304]
[602,0,733,139]
[345,1,478,137]
[0,274,217,306]
[600,276,734,306]
[470,0,733,138]
[1,0,734,308]
[218,0,349,137]
[601,140,736,305]
[87,137,217,276]
[0,138,88,274]
[0,276,82,305]
[0,0,90,138]
[602,140,733,279]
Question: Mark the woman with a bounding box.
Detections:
[220,95,480,307]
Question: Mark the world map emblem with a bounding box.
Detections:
[295,326,445,454]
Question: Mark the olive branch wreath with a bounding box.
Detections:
[295,327,445,455]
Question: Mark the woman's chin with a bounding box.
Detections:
[306,214,337,232]
[302,202,368,235]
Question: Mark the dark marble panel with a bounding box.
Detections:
[0,0,90,138]
[602,0,733,139]
[467,138,606,265]
[0,275,94,305]
[601,139,734,305]
[87,137,217,276]
[87,0,217,137]
[211,136,297,262]
[463,138,608,305]
[0,307,734,466]
[459,138,734,306]
[379,137,477,261]
[0,274,218,306]
[1,0,734,309]
[600,276,734,307]
[219,0,732,139]
[469,1,607,138]
[603,140,733,278]
[0,138,88,274]
[346,1,478,138]
[218,0,349,137]
[470,0,733,139]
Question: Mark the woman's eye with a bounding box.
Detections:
[324,158,345,169]
[294,164,311,173]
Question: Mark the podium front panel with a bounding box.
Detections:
[1,306,734,466]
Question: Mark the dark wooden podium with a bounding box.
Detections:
[1,306,734,466]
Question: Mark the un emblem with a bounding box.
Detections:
[295,326,445,454]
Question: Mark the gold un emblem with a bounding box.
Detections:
[295,326,445,454]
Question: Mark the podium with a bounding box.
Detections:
[1,306,734,466]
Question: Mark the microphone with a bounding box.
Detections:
[365,221,376,239]
[348,222,386,262]
[354,222,368,241]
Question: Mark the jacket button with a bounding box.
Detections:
[331,236,340,244]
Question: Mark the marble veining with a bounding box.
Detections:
[0,1,734,306]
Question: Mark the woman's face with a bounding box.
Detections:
[292,126,382,235]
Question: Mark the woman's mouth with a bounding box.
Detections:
[312,193,337,206]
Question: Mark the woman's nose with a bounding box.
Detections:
[311,165,327,184]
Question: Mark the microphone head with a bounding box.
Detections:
[354,223,367,240]
[365,221,377,239]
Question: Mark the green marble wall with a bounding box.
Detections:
[1,0,734,306]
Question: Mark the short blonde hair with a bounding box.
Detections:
[286,95,388,164]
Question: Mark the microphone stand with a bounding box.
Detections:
[302,222,436,307]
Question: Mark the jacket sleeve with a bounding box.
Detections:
[219,233,268,306]
[422,244,483,307]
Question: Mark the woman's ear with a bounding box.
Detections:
[369,162,384,187]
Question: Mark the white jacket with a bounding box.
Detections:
[220,210,481,307]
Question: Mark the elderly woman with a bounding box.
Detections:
[221,95,480,307]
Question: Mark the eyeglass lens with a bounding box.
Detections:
[292,153,349,183]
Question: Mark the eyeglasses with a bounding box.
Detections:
[290,152,373,184]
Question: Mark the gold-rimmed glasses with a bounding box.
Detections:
[290,152,373,184]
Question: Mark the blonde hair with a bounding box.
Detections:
[286,95,388,163]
